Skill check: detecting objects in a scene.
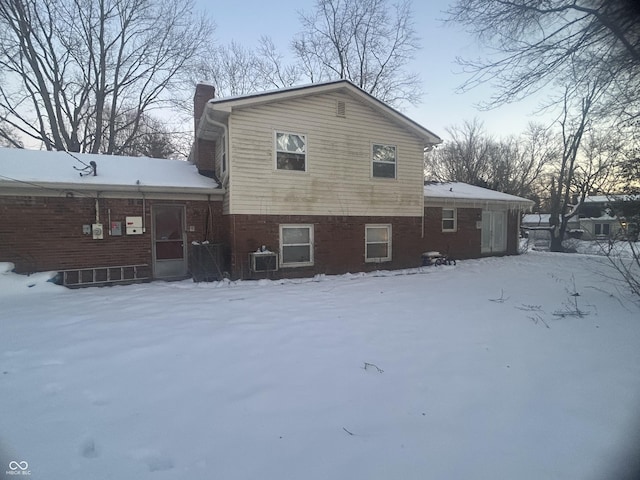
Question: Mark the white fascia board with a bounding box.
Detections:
[0,181,225,198]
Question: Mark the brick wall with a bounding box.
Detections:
[192,83,217,177]
[423,207,482,259]
[226,214,425,280]
[1,194,521,280]
[0,195,224,275]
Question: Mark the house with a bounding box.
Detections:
[0,149,224,285]
[521,213,582,248]
[0,80,534,284]
[579,195,638,241]
[424,182,534,257]
[521,195,639,246]
[191,79,443,279]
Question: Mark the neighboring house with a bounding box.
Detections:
[520,194,639,246]
[424,182,534,258]
[521,213,581,248]
[0,80,534,284]
[579,195,638,240]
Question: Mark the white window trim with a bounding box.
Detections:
[442,208,457,232]
[279,224,314,268]
[274,131,307,172]
[365,224,392,263]
[371,143,397,179]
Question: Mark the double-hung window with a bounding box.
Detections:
[372,144,396,179]
[442,208,456,232]
[365,224,392,262]
[276,132,306,171]
[280,225,314,267]
[595,223,610,236]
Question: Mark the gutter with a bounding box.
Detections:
[0,180,225,196]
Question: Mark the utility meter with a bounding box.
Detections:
[92,223,104,240]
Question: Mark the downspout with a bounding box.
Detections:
[136,180,146,233]
[421,184,425,238]
[205,111,229,189]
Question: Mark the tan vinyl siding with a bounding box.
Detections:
[226,91,425,217]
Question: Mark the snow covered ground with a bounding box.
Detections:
[1,251,640,480]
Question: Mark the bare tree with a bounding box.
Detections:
[0,0,213,155]
[447,0,640,123]
[0,118,23,148]
[448,0,640,125]
[195,38,300,99]
[256,37,301,90]
[425,119,492,186]
[544,84,620,251]
[293,0,422,107]
[603,136,640,299]
[425,119,553,200]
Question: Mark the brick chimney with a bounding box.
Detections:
[193,82,216,178]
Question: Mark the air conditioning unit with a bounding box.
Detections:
[249,252,278,272]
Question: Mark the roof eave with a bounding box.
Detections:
[424,195,534,210]
[206,80,442,147]
[0,180,225,196]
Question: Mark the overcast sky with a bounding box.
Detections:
[197,0,558,141]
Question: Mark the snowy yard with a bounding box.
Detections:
[1,251,640,480]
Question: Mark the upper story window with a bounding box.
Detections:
[442,208,457,232]
[276,132,306,171]
[372,144,396,179]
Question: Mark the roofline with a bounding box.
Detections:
[207,79,443,146]
[0,180,225,197]
[424,196,534,209]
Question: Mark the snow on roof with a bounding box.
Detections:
[208,79,350,105]
[522,213,585,225]
[585,194,636,203]
[424,182,534,207]
[0,147,219,192]
[522,213,551,224]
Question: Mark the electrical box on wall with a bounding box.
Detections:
[92,223,104,240]
[110,221,122,236]
[126,216,143,235]
[82,224,91,235]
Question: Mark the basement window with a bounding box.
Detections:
[365,224,392,262]
[280,224,314,267]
